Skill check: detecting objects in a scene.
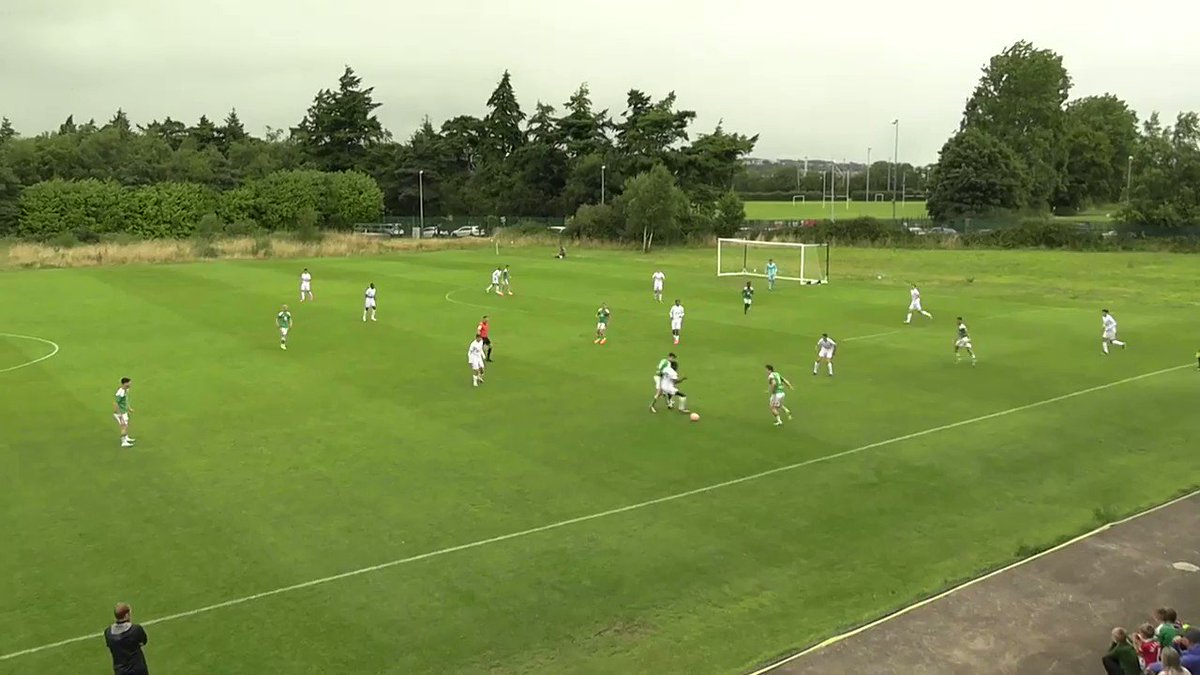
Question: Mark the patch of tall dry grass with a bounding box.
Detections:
[2,233,497,269]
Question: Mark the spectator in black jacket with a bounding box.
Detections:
[104,603,149,675]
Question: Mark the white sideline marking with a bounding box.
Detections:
[444,288,503,312]
[0,363,1189,662]
[0,333,60,374]
[746,486,1200,675]
[840,329,902,342]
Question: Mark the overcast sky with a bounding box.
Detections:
[3,0,1198,164]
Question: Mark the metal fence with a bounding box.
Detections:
[353,216,567,239]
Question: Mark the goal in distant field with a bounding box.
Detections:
[716,238,829,284]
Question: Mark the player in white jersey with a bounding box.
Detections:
[669,300,685,344]
[904,285,932,323]
[652,271,665,302]
[649,353,677,412]
[362,283,377,322]
[299,268,314,302]
[1101,309,1127,354]
[955,317,977,364]
[485,268,503,296]
[467,334,487,386]
[813,333,837,376]
[656,364,690,413]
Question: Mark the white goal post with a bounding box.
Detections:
[716,238,829,284]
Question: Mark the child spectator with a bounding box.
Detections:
[1137,623,1164,670]
[1158,608,1183,649]
[1158,647,1192,675]
[1103,627,1145,675]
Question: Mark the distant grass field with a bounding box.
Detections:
[3,245,1198,674]
[744,200,928,221]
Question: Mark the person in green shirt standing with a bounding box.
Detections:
[765,364,794,427]
[742,281,755,315]
[594,303,611,345]
[277,304,293,350]
[113,377,135,448]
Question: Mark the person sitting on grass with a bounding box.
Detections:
[1151,628,1200,674]
[1157,647,1193,675]
[1103,627,1144,675]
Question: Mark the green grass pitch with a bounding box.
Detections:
[743,200,929,221]
[2,245,1197,673]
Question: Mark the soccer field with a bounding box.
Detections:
[744,200,928,221]
[3,245,1197,674]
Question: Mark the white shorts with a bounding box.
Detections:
[1103,329,1117,340]
[653,283,663,292]
[909,300,922,311]
[113,413,129,426]
[670,319,683,331]
[279,327,289,336]
[769,393,785,407]
[744,299,753,306]
[365,298,376,309]
[818,348,835,360]
[660,381,678,396]
[469,357,485,370]
[597,322,607,331]
[301,282,311,292]
[955,338,972,349]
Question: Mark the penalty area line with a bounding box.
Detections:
[0,333,60,374]
[0,362,1190,662]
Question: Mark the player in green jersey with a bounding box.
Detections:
[277,304,293,350]
[954,316,976,364]
[501,265,513,296]
[649,352,677,412]
[113,377,135,447]
[764,364,794,426]
[594,303,612,344]
[742,282,754,315]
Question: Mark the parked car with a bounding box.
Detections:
[924,226,959,236]
[450,226,484,238]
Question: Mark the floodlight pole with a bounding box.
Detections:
[865,147,871,204]
[891,119,900,220]
[844,158,849,205]
[1125,155,1134,201]
[418,170,425,233]
[601,164,607,204]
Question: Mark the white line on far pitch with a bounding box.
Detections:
[0,363,1189,663]
[0,333,60,374]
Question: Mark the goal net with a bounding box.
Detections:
[716,238,829,284]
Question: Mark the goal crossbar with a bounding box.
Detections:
[716,238,828,283]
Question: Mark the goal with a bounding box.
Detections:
[716,238,829,284]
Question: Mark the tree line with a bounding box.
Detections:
[927,41,1199,231]
[0,68,755,244]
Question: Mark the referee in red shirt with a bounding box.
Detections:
[477,315,493,361]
